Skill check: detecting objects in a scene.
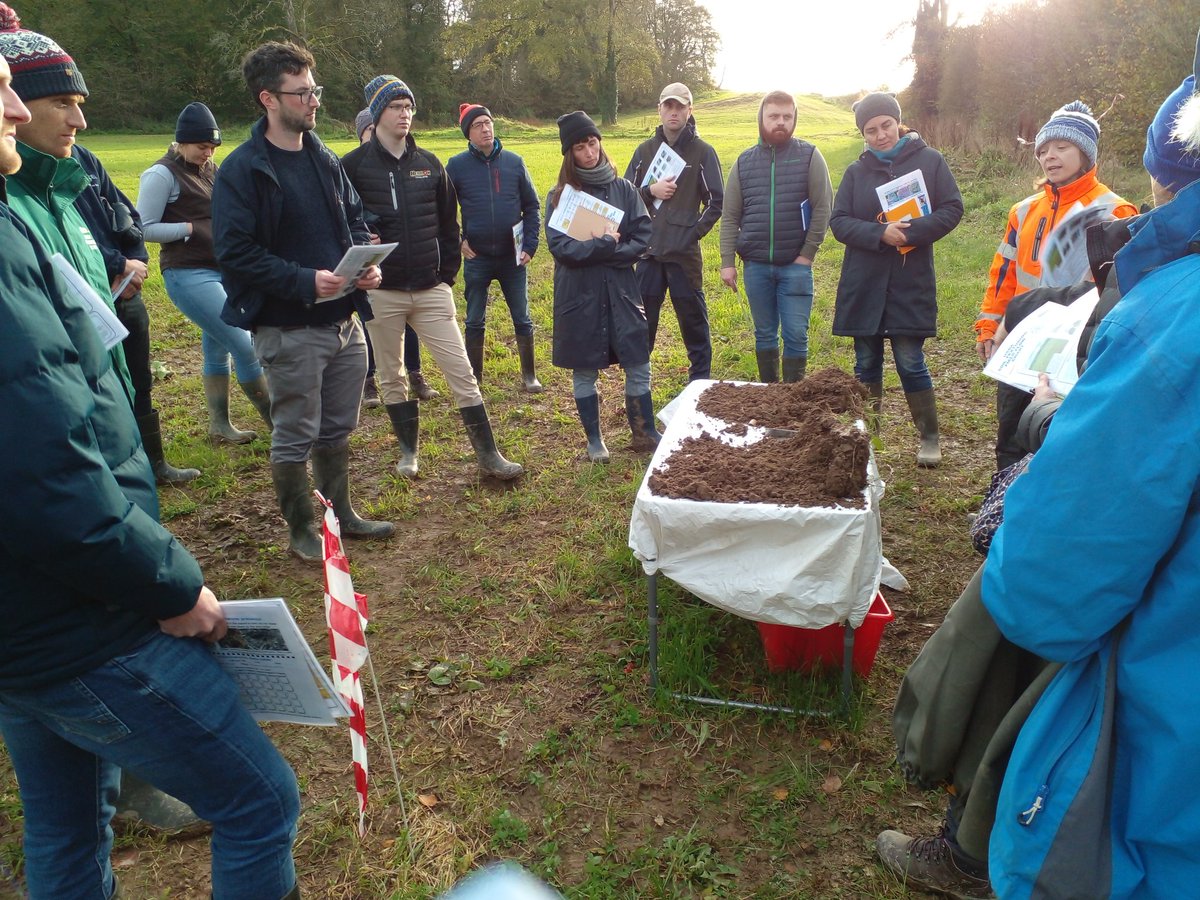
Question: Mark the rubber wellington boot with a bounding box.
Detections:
[136,410,200,484]
[755,348,779,383]
[385,400,420,477]
[515,333,544,393]
[865,381,884,435]
[238,374,273,431]
[311,444,394,539]
[625,392,662,451]
[270,461,322,562]
[464,330,485,384]
[460,403,523,479]
[204,373,256,444]
[782,356,807,383]
[574,393,609,463]
[408,370,440,401]
[905,388,942,468]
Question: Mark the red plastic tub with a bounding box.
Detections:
[756,593,894,676]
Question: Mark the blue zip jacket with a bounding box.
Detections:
[983,178,1200,898]
[446,138,540,260]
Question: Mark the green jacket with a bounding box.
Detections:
[7,141,132,399]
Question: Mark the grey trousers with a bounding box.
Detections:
[253,318,367,463]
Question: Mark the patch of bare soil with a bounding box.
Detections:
[649,367,870,507]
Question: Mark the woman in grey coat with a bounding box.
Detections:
[546,111,656,463]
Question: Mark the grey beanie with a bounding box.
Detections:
[354,107,373,141]
[853,92,901,132]
[1035,100,1100,170]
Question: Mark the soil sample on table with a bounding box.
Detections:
[649,367,870,508]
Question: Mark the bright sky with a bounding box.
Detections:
[701,0,1007,96]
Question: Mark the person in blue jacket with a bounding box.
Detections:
[0,51,300,900]
[446,102,544,392]
[982,57,1200,897]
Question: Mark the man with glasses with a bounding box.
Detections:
[213,41,394,562]
[341,75,522,482]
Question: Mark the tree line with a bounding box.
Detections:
[903,0,1195,164]
[22,0,718,130]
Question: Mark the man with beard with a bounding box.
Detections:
[212,41,394,562]
[624,82,723,382]
[719,90,832,383]
[0,52,301,900]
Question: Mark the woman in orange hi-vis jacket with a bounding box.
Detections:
[975,101,1137,469]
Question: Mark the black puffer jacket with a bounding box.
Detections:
[342,134,461,291]
[830,135,963,337]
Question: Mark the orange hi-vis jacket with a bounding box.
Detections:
[975,168,1137,343]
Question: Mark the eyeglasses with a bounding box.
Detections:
[386,102,415,115]
[275,85,323,104]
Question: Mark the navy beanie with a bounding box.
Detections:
[365,75,414,123]
[1144,28,1200,194]
[175,102,221,146]
[557,110,601,155]
[459,102,492,138]
[0,3,88,102]
[1035,100,1100,170]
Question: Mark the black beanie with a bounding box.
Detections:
[176,102,221,146]
[853,92,902,133]
[557,110,601,155]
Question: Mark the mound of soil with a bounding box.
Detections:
[648,367,870,507]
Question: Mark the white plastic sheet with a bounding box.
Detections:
[628,380,884,629]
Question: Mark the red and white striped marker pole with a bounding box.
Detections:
[319,491,370,836]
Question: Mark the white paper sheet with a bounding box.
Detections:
[984,288,1100,395]
[50,254,129,350]
[319,242,398,301]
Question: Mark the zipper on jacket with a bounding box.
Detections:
[389,172,398,211]
[1031,217,1048,262]
[769,149,776,264]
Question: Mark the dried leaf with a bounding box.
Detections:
[818,739,833,752]
[113,849,139,869]
[772,787,789,801]
[821,774,842,794]
[654,814,665,827]
[418,792,440,808]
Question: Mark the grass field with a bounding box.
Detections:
[0,93,1153,898]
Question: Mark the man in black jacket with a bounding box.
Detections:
[624,83,723,381]
[342,75,522,482]
[212,42,394,562]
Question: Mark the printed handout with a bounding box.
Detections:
[547,184,625,241]
[983,288,1101,395]
[50,254,129,350]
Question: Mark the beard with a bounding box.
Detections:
[760,123,793,146]
[278,103,315,135]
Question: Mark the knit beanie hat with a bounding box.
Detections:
[0,3,88,101]
[557,110,601,155]
[364,75,414,123]
[354,107,373,141]
[1035,100,1100,170]
[853,92,901,132]
[175,102,221,146]
[1144,28,1200,194]
[459,103,492,138]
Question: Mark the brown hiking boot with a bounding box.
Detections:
[876,828,994,899]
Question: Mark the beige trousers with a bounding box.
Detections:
[365,284,483,407]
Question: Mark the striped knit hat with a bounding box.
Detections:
[0,3,88,101]
[1034,100,1100,170]
[459,103,491,138]
[364,75,414,123]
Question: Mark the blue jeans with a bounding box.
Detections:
[163,268,262,380]
[853,335,932,393]
[0,632,299,900]
[742,260,814,358]
[463,254,534,338]
[572,362,651,398]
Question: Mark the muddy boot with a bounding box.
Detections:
[875,828,992,899]
[755,348,779,383]
[113,773,206,836]
[136,410,200,484]
[280,885,300,900]
[408,370,439,401]
[204,373,256,444]
[865,381,884,435]
[905,388,942,468]
[625,392,662,451]
[464,330,485,385]
[782,356,807,383]
[574,393,609,463]
[460,403,523,480]
[385,400,420,477]
[311,443,395,539]
[515,333,543,393]
[270,461,321,563]
[362,377,381,409]
[238,374,273,431]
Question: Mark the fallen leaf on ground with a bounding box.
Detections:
[772,787,789,801]
[821,774,842,794]
[418,793,440,808]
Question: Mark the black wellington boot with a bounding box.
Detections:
[625,392,662,451]
[311,443,395,539]
[460,403,523,479]
[384,400,420,477]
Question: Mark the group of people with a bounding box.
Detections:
[4,0,1200,892]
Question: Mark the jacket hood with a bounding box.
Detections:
[656,116,697,147]
[758,96,796,146]
[1114,177,1200,294]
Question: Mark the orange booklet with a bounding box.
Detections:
[884,197,923,256]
